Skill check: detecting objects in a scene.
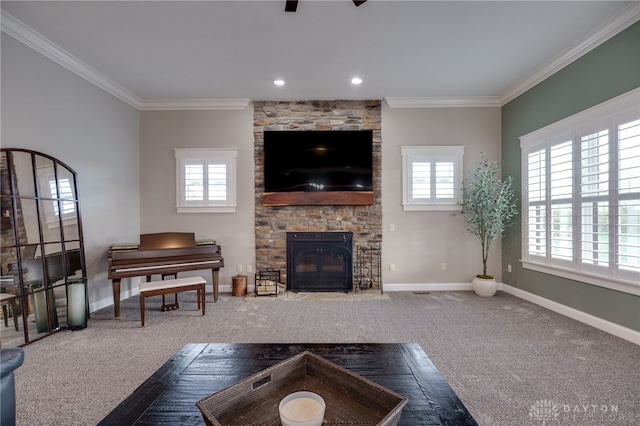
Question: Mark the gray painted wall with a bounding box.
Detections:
[1,35,141,310]
[138,105,502,291]
[139,110,255,291]
[381,105,502,285]
[501,22,640,331]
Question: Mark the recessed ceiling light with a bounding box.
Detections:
[274,79,285,86]
[351,77,363,85]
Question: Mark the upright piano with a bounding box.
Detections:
[7,248,83,286]
[108,232,224,318]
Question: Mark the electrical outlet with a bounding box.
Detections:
[507,264,512,273]
[247,265,252,273]
[441,263,446,271]
[389,263,395,272]
[237,264,243,273]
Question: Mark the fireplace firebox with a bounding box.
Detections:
[286,232,353,292]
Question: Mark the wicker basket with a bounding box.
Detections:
[196,350,408,426]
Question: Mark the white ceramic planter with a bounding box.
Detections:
[472,276,497,297]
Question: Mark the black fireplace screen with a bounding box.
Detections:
[294,251,346,274]
[286,232,353,292]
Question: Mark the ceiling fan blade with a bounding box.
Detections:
[286,0,364,12]
[285,0,298,12]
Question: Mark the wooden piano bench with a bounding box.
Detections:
[139,276,206,327]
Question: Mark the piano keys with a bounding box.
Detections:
[108,232,224,318]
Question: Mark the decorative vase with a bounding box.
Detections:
[472,276,497,297]
[67,278,88,330]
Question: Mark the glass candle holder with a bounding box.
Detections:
[278,391,325,426]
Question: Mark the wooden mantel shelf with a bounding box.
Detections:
[263,191,374,206]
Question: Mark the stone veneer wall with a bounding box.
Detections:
[253,100,382,281]
[0,152,25,273]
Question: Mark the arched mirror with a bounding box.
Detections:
[1,149,88,347]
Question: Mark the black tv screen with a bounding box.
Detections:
[263,130,373,193]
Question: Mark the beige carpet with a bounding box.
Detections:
[10,290,640,426]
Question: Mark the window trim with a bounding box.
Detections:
[520,88,640,296]
[401,145,464,211]
[175,148,237,213]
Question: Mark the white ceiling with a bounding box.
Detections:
[1,1,638,109]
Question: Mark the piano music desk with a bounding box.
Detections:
[139,277,206,327]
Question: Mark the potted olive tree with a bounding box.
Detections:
[459,154,517,297]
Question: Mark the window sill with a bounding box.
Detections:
[403,204,459,211]
[46,218,77,229]
[521,260,640,296]
[177,206,236,213]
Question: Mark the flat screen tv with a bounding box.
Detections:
[263,130,373,194]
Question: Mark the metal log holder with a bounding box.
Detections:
[254,269,280,297]
[354,244,382,294]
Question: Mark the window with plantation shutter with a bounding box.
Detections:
[37,167,78,228]
[549,138,573,264]
[520,88,640,296]
[184,160,205,202]
[207,163,227,201]
[401,145,464,211]
[49,178,76,218]
[526,148,546,257]
[580,123,610,271]
[616,111,640,282]
[175,148,237,213]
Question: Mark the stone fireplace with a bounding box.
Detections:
[287,231,353,292]
[254,100,382,286]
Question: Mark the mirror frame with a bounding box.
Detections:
[1,149,88,346]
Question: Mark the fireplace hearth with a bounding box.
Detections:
[286,231,353,292]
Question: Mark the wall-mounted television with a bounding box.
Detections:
[263,130,374,206]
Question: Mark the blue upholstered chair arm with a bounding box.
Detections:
[1,348,25,426]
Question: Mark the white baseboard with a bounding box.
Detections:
[384,282,473,292]
[500,283,639,345]
[219,284,233,293]
[89,298,113,313]
[89,287,140,313]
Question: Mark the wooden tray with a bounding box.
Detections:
[196,350,408,426]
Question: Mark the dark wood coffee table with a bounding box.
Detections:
[98,343,477,425]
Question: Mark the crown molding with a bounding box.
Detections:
[1,10,250,112]
[1,10,143,109]
[3,2,638,111]
[386,2,640,109]
[384,97,501,108]
[499,2,640,105]
[139,99,251,111]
